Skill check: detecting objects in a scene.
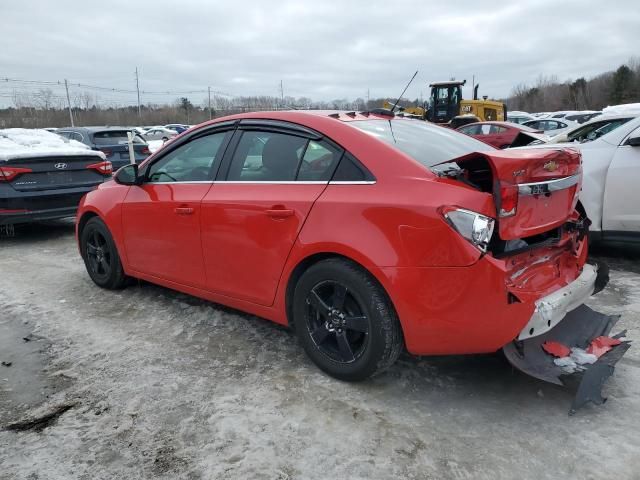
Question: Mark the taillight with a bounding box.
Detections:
[86,161,113,176]
[442,207,495,252]
[0,166,32,182]
[141,146,150,155]
[499,185,518,218]
[99,148,113,157]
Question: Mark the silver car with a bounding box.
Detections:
[143,127,178,141]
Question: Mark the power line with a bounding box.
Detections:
[1,77,232,96]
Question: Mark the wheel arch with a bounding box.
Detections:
[284,251,403,337]
[77,210,100,238]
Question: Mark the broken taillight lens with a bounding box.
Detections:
[499,184,518,217]
[0,166,33,182]
[86,161,113,176]
[442,207,495,252]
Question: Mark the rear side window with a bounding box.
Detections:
[332,153,374,182]
[147,132,228,182]
[227,131,306,181]
[297,140,341,181]
[349,119,494,167]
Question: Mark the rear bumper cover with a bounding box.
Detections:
[504,304,631,413]
[0,185,96,225]
[517,263,598,340]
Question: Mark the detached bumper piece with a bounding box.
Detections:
[503,304,631,414]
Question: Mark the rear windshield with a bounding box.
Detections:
[349,119,494,167]
[92,131,145,145]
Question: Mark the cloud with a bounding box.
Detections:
[1,0,638,105]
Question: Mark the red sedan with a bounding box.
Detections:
[456,121,545,149]
[75,111,617,390]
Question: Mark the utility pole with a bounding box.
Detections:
[208,86,212,119]
[135,67,141,120]
[279,80,284,109]
[64,79,74,126]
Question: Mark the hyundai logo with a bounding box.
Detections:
[54,163,68,170]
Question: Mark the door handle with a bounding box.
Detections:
[174,206,194,215]
[265,208,294,219]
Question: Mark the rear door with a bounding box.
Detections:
[602,125,640,233]
[201,122,341,306]
[121,128,233,288]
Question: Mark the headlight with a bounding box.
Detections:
[443,207,495,252]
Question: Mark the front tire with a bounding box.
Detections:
[293,259,403,381]
[80,217,127,289]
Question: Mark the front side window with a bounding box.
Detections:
[147,132,227,182]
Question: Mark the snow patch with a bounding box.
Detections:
[0,128,104,162]
[602,103,640,116]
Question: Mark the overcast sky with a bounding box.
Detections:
[2,0,639,106]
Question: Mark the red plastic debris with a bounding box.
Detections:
[587,336,622,358]
[542,341,571,358]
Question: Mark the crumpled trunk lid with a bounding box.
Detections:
[434,147,582,240]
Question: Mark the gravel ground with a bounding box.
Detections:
[1,220,639,480]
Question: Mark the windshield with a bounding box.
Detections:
[349,119,494,167]
[567,118,632,143]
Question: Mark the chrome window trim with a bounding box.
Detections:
[214,181,328,185]
[143,180,377,185]
[517,173,581,195]
[328,181,377,185]
[146,180,214,185]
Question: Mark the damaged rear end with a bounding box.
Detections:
[433,147,630,412]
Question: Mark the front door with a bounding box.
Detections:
[201,127,341,306]
[121,130,231,288]
[603,126,640,234]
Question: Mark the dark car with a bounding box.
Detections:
[56,127,151,170]
[0,128,112,227]
[457,121,545,149]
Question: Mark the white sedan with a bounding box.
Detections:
[522,118,577,137]
[550,116,640,244]
[143,127,178,141]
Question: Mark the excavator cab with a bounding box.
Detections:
[427,81,465,123]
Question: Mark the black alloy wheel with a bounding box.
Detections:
[306,280,370,363]
[293,258,403,381]
[80,217,127,289]
[85,229,111,280]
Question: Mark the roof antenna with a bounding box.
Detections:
[390,70,418,113]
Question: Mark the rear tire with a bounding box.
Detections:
[80,217,127,289]
[293,258,403,381]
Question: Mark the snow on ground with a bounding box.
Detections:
[0,129,104,161]
[0,222,639,479]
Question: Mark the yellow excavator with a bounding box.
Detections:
[427,80,506,124]
[383,79,506,126]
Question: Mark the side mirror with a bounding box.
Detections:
[626,135,640,147]
[114,164,141,185]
